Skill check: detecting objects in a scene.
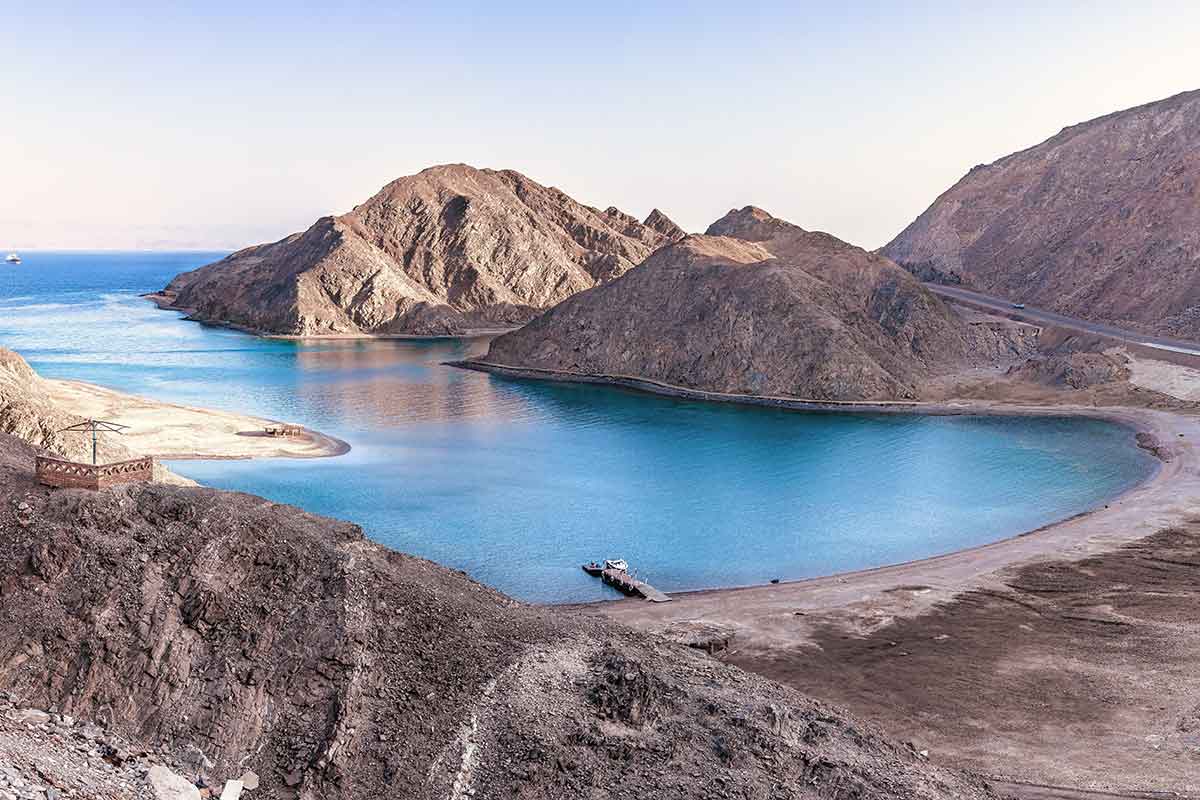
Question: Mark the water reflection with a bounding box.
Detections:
[288,337,546,426]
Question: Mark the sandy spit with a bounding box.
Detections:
[46,378,349,460]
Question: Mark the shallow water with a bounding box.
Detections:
[0,252,1158,602]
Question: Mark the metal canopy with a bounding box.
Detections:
[57,418,128,465]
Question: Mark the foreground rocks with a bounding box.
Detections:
[0,689,247,800]
[0,432,996,799]
[478,207,1035,400]
[155,164,684,336]
[882,88,1200,338]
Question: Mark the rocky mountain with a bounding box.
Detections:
[0,433,995,800]
[154,165,684,336]
[476,207,1035,400]
[882,89,1200,337]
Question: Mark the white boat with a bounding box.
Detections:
[4,253,19,264]
[603,559,629,572]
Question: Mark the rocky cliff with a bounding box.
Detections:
[155,165,684,336]
[0,433,995,800]
[882,89,1200,337]
[477,207,1034,400]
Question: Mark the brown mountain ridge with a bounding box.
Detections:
[475,207,1035,401]
[154,164,684,336]
[882,89,1200,338]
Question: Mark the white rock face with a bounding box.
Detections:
[219,779,244,800]
[147,765,201,800]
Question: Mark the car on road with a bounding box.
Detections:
[1011,303,1026,309]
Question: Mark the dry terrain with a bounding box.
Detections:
[46,379,347,460]
[0,348,345,465]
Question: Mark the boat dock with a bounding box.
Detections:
[584,560,671,602]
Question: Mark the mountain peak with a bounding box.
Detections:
[705,206,805,242]
[643,208,685,240]
[158,166,681,336]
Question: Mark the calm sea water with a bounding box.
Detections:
[0,252,1157,602]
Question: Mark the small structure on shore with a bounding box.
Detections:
[582,558,671,602]
[265,423,305,438]
[35,418,154,490]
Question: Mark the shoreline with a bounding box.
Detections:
[142,293,517,340]
[448,359,929,412]
[46,378,350,461]
[587,400,1196,634]
[446,360,1194,611]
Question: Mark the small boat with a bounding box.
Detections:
[4,253,19,264]
[582,558,629,575]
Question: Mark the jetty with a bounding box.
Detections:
[583,560,671,603]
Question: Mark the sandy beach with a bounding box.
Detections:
[45,378,349,460]
[591,402,1200,794]
[143,292,516,340]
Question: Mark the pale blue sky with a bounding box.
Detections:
[2,1,1197,250]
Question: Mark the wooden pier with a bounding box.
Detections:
[586,562,671,603]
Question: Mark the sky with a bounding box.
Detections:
[2,0,1198,251]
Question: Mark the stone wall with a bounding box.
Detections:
[35,455,155,490]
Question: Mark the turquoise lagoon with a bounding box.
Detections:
[0,252,1157,602]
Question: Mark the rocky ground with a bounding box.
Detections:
[882,88,1200,339]
[736,522,1200,793]
[156,164,685,337]
[0,689,257,800]
[0,430,999,800]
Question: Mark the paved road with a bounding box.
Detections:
[927,284,1200,357]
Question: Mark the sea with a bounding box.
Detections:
[0,252,1158,602]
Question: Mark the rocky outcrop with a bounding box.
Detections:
[882,89,1200,338]
[0,349,190,486]
[0,433,995,800]
[0,348,134,465]
[477,207,1035,401]
[1007,351,1131,390]
[155,165,685,336]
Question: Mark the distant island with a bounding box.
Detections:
[150,164,684,337]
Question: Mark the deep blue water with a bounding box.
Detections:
[0,252,1158,602]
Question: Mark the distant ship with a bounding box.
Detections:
[4,253,19,263]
